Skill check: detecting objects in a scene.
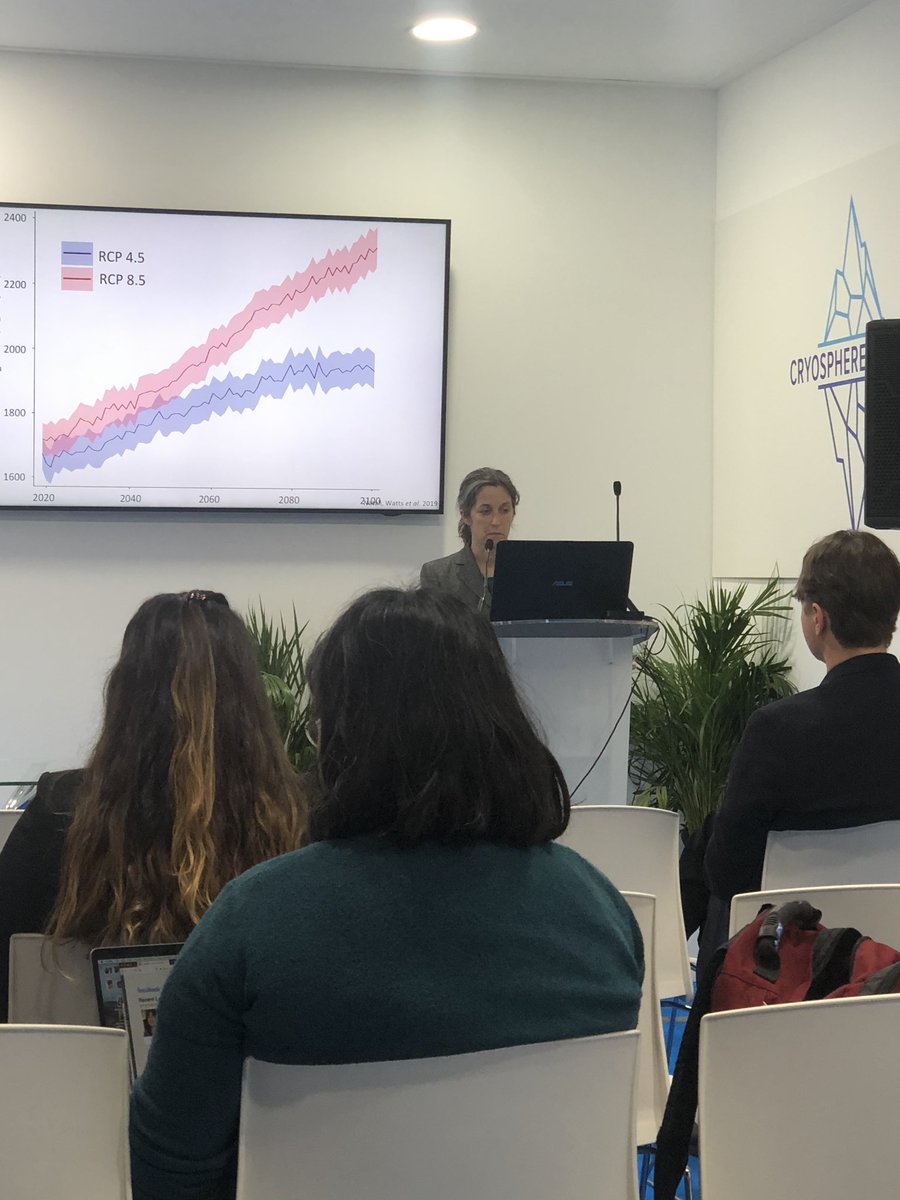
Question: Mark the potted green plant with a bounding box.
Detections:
[243,603,316,772]
[629,579,795,833]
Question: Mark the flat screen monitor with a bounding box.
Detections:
[0,204,449,512]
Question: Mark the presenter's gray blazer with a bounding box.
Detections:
[419,546,488,615]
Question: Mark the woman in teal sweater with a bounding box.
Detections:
[130,587,643,1200]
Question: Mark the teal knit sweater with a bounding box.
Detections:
[130,837,643,1199]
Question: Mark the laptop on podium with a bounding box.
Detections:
[490,540,634,623]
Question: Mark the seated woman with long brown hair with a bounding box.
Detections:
[0,589,306,1019]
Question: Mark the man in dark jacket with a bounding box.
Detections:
[705,529,900,905]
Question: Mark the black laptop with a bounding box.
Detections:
[490,540,634,622]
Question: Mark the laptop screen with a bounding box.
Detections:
[490,540,634,623]
[90,943,183,1078]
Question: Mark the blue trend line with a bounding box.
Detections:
[43,346,374,480]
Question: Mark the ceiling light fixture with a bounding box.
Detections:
[411,17,478,43]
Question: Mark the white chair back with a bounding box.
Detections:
[730,884,900,943]
[8,934,99,1025]
[236,1032,640,1200]
[699,994,900,1200]
[0,1024,130,1199]
[762,820,900,890]
[560,805,692,999]
[621,891,669,1146]
[0,808,23,853]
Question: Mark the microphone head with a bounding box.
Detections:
[613,480,622,497]
[485,538,495,552]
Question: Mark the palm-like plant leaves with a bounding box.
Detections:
[630,579,795,832]
[243,603,316,772]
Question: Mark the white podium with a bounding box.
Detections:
[493,619,657,804]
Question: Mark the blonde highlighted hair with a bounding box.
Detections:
[47,590,306,946]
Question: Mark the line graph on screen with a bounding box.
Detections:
[41,229,377,482]
[0,205,448,512]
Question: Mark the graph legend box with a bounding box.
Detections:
[61,240,94,290]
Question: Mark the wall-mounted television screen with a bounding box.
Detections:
[0,204,449,512]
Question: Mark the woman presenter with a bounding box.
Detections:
[419,466,519,615]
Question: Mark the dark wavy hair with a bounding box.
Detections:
[306,587,569,846]
[47,590,306,946]
[794,530,900,648]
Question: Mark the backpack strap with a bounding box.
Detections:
[805,927,865,999]
[653,942,727,1200]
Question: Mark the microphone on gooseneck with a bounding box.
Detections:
[610,480,646,620]
[478,538,496,613]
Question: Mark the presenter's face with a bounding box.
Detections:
[465,485,515,551]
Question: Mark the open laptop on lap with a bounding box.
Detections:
[90,943,183,1079]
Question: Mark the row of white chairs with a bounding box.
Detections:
[4,803,683,1200]
[7,988,900,1200]
[9,806,900,1199]
[0,1023,643,1200]
[6,891,669,1162]
[6,802,693,1165]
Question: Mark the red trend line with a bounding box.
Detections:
[43,229,378,453]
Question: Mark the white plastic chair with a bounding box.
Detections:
[236,1032,640,1200]
[8,933,99,1025]
[561,805,692,999]
[0,807,23,853]
[621,892,669,1147]
[699,994,900,1200]
[761,820,900,890]
[729,883,900,942]
[0,1024,131,1199]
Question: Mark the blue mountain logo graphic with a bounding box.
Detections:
[821,200,882,344]
[818,199,883,527]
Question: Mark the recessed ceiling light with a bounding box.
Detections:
[411,17,478,43]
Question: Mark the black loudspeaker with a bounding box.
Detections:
[865,319,900,528]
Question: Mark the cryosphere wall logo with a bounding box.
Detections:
[789,199,883,528]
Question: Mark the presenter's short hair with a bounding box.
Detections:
[306,587,569,846]
[794,529,900,647]
[456,467,519,544]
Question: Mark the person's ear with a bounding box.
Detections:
[811,602,829,637]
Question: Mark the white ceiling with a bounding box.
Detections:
[0,0,874,87]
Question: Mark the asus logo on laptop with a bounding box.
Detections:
[551,579,574,587]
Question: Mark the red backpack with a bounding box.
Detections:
[653,899,900,1199]
[713,899,900,1007]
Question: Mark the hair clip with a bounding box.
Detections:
[183,589,229,608]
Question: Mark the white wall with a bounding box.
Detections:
[0,52,716,777]
[716,0,900,223]
[714,0,900,581]
[713,0,900,683]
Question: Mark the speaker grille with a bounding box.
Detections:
[865,319,900,529]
